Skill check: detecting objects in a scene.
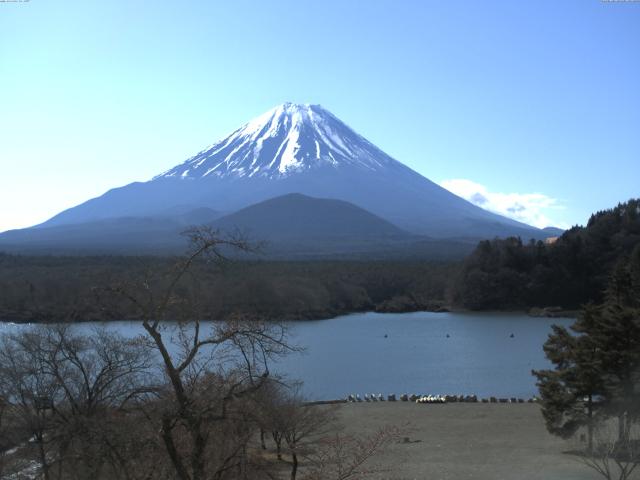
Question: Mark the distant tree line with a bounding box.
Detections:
[0,255,456,323]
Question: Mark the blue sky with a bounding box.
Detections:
[1,0,639,232]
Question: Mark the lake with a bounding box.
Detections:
[0,311,572,400]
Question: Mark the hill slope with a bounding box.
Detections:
[213,193,408,240]
[0,208,221,254]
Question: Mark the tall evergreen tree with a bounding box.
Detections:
[533,319,604,450]
[582,304,640,442]
[534,255,640,450]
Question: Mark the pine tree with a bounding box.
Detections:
[534,257,640,450]
[598,254,640,440]
[581,304,640,443]
[533,319,604,450]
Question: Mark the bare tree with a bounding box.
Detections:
[105,227,295,480]
[0,326,156,480]
[254,381,336,480]
[0,393,12,478]
[0,330,59,480]
[302,426,401,480]
[280,387,335,480]
[574,420,640,480]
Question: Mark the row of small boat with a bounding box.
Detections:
[346,393,538,404]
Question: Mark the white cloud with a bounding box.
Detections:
[439,178,567,229]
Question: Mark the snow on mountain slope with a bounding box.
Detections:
[156,103,401,179]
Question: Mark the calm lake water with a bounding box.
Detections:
[0,311,573,400]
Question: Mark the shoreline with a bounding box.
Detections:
[312,393,539,404]
[0,305,578,325]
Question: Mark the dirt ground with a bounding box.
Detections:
[333,402,602,480]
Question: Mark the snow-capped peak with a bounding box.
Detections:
[155,103,401,180]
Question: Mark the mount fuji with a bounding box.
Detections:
[1,103,546,255]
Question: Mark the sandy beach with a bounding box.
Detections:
[334,402,601,480]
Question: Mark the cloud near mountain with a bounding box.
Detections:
[439,178,566,229]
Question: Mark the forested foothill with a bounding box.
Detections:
[0,199,639,323]
[452,199,640,311]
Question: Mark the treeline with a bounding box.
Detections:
[0,254,457,323]
[452,199,640,310]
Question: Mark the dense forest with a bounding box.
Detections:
[453,199,640,310]
[0,255,456,323]
[1,199,639,322]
